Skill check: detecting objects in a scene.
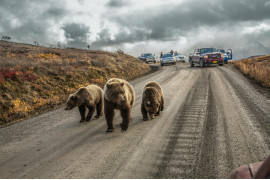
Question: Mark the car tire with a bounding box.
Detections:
[189,59,194,67]
[154,61,156,63]
[219,64,224,66]
[200,59,204,67]
[161,63,164,66]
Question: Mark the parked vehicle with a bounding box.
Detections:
[188,48,224,67]
[174,52,185,62]
[138,53,156,63]
[160,53,176,66]
[217,49,232,64]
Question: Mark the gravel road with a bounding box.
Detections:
[1,63,269,178]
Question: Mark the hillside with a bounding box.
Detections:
[233,55,270,87]
[0,41,151,126]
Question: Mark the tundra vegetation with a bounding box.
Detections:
[233,55,270,87]
[0,41,150,126]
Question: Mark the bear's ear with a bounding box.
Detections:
[107,83,112,89]
[120,82,124,87]
[71,95,77,101]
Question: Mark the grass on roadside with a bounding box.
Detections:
[233,55,270,87]
[0,41,150,126]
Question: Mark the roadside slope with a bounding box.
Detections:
[233,55,270,87]
[0,41,150,126]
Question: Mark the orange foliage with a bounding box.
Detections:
[233,55,270,87]
[0,41,150,126]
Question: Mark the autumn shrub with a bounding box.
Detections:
[233,55,270,87]
[0,41,150,126]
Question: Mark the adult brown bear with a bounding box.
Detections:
[65,85,104,122]
[104,78,135,132]
[141,81,164,120]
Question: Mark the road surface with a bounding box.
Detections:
[1,63,270,178]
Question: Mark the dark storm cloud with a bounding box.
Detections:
[1,0,270,58]
[106,0,130,8]
[61,23,90,40]
[92,27,150,48]
[100,0,270,42]
[45,7,69,20]
[0,0,68,45]
[91,0,270,58]
[61,23,90,48]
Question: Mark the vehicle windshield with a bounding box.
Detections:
[144,53,153,57]
[218,49,226,53]
[201,48,217,54]
[162,54,173,58]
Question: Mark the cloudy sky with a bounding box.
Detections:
[1,0,270,59]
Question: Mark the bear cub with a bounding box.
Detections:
[65,85,104,122]
[104,78,135,132]
[141,81,164,120]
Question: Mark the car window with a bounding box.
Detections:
[201,48,216,53]
[162,54,172,58]
[145,53,152,57]
[218,49,226,53]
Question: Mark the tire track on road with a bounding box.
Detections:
[193,69,234,178]
[153,69,209,178]
[194,73,218,178]
[219,67,270,147]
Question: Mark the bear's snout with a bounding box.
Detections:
[121,99,126,104]
[149,114,155,119]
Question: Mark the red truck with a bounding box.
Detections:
[189,48,224,67]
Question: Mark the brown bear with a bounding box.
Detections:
[65,85,104,122]
[141,81,164,120]
[104,78,135,132]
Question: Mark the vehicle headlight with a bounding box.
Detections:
[221,54,224,58]
[203,55,208,59]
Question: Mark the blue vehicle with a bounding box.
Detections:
[160,53,176,66]
[138,53,156,63]
[217,49,228,64]
[217,49,233,64]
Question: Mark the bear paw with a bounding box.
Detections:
[107,128,114,132]
[143,117,148,121]
[80,119,85,122]
[120,123,128,132]
[95,115,100,118]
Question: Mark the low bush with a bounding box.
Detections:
[0,41,150,126]
[233,55,270,87]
